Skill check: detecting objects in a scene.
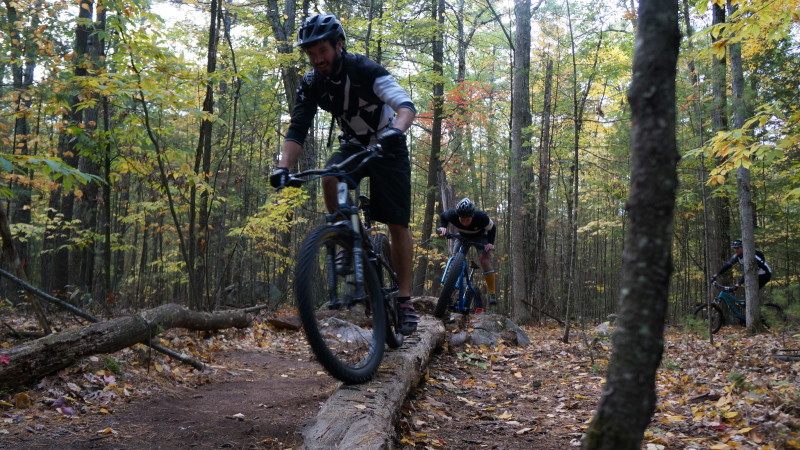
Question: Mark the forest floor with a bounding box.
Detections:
[0,310,799,449]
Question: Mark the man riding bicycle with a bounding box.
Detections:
[712,239,772,289]
[269,13,418,335]
[437,198,498,305]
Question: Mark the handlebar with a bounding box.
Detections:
[280,144,384,189]
[711,280,738,292]
[440,232,487,251]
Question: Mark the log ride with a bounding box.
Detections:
[300,315,446,449]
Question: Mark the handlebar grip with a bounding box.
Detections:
[286,177,303,188]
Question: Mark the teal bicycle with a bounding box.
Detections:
[693,281,787,334]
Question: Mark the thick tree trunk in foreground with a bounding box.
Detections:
[0,304,251,389]
[583,0,680,448]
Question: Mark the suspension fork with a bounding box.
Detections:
[337,181,366,298]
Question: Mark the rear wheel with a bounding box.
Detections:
[435,252,465,319]
[295,226,386,384]
[693,303,724,334]
[761,303,788,331]
[371,233,403,349]
[467,286,483,312]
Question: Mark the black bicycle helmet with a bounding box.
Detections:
[295,14,346,48]
[731,239,743,248]
[456,198,475,217]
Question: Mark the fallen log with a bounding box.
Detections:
[300,315,446,449]
[0,267,210,369]
[0,303,251,390]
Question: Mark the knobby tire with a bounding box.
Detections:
[435,252,465,318]
[693,303,724,334]
[295,225,387,384]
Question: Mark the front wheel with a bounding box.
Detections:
[295,226,387,384]
[435,252,465,318]
[693,303,724,334]
[761,303,788,331]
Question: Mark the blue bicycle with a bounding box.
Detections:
[434,233,486,318]
[693,280,787,334]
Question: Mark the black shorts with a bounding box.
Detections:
[326,142,411,226]
[456,234,491,255]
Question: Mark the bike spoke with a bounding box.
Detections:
[295,226,386,384]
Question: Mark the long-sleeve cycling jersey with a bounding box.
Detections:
[439,210,496,244]
[285,52,416,147]
[716,251,772,277]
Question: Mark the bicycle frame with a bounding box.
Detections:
[440,235,485,313]
[289,145,385,306]
[714,290,746,323]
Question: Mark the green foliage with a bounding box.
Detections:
[0,155,103,199]
[681,314,710,337]
[456,352,489,370]
[727,371,753,393]
[660,359,682,371]
[102,357,122,375]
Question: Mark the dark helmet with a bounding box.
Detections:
[731,239,743,248]
[295,14,346,48]
[456,198,475,218]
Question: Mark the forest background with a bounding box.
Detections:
[1,0,799,326]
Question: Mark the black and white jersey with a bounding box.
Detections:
[719,250,772,276]
[286,53,416,147]
[439,210,497,244]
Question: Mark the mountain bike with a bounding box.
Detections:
[433,233,486,319]
[693,280,787,334]
[283,144,404,384]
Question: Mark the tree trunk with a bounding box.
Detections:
[510,0,532,324]
[533,59,554,323]
[725,0,759,331]
[411,0,445,296]
[266,0,316,301]
[5,0,37,281]
[0,304,251,390]
[0,209,50,333]
[583,0,680,447]
[48,0,94,295]
[188,0,221,309]
[708,2,731,273]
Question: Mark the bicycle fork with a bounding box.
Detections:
[339,181,366,301]
[441,257,468,312]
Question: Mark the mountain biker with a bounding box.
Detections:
[437,198,498,305]
[269,13,418,335]
[711,239,772,289]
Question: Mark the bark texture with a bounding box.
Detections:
[0,304,251,389]
[583,0,681,448]
[300,316,445,449]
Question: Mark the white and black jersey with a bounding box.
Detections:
[286,53,416,147]
[718,250,772,276]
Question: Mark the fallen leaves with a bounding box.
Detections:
[398,324,800,449]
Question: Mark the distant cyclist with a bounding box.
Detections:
[437,198,498,305]
[711,239,772,289]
